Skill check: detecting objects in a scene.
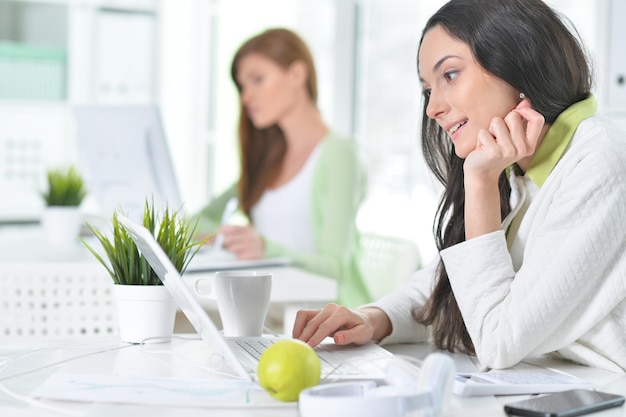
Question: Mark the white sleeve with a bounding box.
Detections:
[441,145,626,369]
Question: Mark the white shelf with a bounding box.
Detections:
[1,0,158,104]
[0,0,159,221]
[5,0,157,12]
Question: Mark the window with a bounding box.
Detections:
[352,0,444,260]
[161,0,613,262]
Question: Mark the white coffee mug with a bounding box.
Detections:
[194,271,272,337]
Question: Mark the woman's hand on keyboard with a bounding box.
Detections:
[292,303,391,348]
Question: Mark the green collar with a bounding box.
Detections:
[525,95,597,187]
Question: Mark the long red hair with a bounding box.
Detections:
[230,28,318,218]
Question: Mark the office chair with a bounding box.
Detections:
[359,233,421,300]
[0,262,117,340]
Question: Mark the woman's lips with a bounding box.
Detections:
[447,120,467,141]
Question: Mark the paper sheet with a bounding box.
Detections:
[32,373,293,408]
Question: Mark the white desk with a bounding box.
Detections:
[386,344,626,416]
[0,225,93,263]
[1,337,625,417]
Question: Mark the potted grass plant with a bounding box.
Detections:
[83,200,203,343]
[40,165,87,245]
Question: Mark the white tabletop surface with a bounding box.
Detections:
[0,225,93,263]
[1,337,625,417]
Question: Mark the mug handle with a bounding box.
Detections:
[193,277,214,298]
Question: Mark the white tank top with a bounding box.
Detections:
[251,144,322,252]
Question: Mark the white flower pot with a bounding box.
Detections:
[112,285,176,344]
[41,206,83,245]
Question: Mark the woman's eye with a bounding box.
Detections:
[443,70,458,82]
[422,88,432,98]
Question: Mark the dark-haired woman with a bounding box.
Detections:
[193,28,370,307]
[294,0,626,373]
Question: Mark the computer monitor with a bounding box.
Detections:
[74,105,182,221]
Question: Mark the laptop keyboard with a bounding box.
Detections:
[234,338,272,361]
[233,338,366,377]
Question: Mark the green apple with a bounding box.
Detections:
[257,339,321,402]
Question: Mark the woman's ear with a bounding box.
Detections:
[288,60,309,88]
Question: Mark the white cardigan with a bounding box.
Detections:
[373,115,626,373]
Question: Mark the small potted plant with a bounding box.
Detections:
[83,200,203,343]
[40,165,88,245]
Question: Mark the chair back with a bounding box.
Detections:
[359,233,421,300]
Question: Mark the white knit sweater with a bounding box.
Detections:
[373,115,626,373]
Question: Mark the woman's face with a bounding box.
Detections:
[418,25,519,158]
[236,53,300,129]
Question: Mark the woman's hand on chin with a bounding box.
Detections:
[464,98,545,183]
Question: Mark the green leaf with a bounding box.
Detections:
[42,165,88,206]
[83,198,203,286]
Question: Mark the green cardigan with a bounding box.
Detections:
[192,132,371,307]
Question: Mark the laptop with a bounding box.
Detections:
[117,215,392,383]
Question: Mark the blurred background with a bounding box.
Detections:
[1,0,625,262]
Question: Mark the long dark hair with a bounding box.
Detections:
[230,28,318,217]
[415,0,593,353]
